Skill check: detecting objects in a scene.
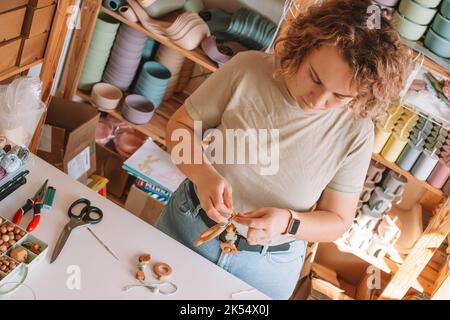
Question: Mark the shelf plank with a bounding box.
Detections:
[403,39,450,78]
[100,6,218,73]
[371,153,444,198]
[333,238,424,292]
[0,59,44,82]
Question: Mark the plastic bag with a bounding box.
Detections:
[0,77,46,146]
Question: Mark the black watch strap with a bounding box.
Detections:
[285,209,301,236]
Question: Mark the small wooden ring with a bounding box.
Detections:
[153,262,172,281]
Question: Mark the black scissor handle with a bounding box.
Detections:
[82,206,103,224]
[68,198,91,219]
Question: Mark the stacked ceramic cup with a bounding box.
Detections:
[380,107,418,162]
[155,46,186,101]
[374,105,404,154]
[428,129,450,188]
[425,0,450,58]
[393,0,441,41]
[133,61,171,108]
[347,162,406,254]
[410,121,444,180]
[103,25,148,91]
[199,7,276,50]
[122,94,155,125]
[78,13,120,91]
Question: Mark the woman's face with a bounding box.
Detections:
[283,45,358,112]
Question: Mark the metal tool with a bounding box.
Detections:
[0,170,29,201]
[87,227,119,261]
[194,212,237,247]
[12,179,48,232]
[50,198,103,263]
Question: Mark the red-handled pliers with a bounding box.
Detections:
[12,179,48,232]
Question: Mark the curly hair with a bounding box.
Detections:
[275,0,414,120]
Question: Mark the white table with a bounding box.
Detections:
[0,156,269,300]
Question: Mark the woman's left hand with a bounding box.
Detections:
[234,208,292,245]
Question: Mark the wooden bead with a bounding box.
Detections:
[3,260,9,266]
[2,234,9,242]
[14,235,21,241]
[0,226,7,234]
[136,271,145,281]
[6,225,14,232]
[153,262,172,281]
[8,239,15,246]
[10,247,27,263]
[0,265,5,271]
[138,254,151,264]
[8,232,14,238]
[19,231,26,237]
[14,228,20,234]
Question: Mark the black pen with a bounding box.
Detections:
[0,177,27,202]
[0,170,30,195]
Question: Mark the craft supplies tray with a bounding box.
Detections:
[0,215,48,294]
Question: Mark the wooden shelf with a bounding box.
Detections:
[371,153,444,198]
[75,89,185,146]
[0,59,44,82]
[100,6,218,73]
[402,39,449,78]
[333,238,424,292]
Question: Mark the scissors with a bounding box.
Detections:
[12,179,48,232]
[194,212,237,247]
[50,198,103,263]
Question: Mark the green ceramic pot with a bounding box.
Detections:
[432,12,450,40]
[393,10,428,40]
[399,0,438,24]
[441,0,450,19]
[95,12,120,33]
[414,0,441,8]
[424,27,450,58]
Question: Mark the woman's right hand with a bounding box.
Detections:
[194,172,234,224]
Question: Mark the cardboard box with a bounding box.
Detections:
[0,0,28,14]
[22,3,55,38]
[18,31,49,66]
[0,38,21,73]
[125,184,164,225]
[96,143,130,198]
[37,97,100,181]
[0,7,27,42]
[28,0,55,8]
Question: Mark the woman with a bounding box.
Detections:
[156,0,412,299]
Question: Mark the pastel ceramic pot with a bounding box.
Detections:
[427,159,450,188]
[95,13,121,33]
[184,0,204,12]
[144,0,185,18]
[122,94,155,125]
[424,27,450,57]
[199,8,232,34]
[393,11,429,40]
[432,12,450,40]
[140,61,172,83]
[399,0,438,25]
[414,0,442,8]
[442,0,450,19]
[374,0,400,5]
[91,83,123,112]
[95,117,114,145]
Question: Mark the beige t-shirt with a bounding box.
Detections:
[185,51,374,243]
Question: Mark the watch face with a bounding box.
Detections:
[289,219,301,235]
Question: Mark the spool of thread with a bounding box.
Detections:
[411,149,439,181]
[103,0,124,11]
[374,125,392,154]
[427,160,450,189]
[43,187,56,210]
[396,139,424,171]
[0,154,22,174]
[381,134,408,162]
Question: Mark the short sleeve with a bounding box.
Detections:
[327,127,374,194]
[185,53,245,129]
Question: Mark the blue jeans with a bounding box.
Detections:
[155,179,306,300]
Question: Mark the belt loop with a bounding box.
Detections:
[260,245,269,255]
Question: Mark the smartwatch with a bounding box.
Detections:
[284,209,301,236]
